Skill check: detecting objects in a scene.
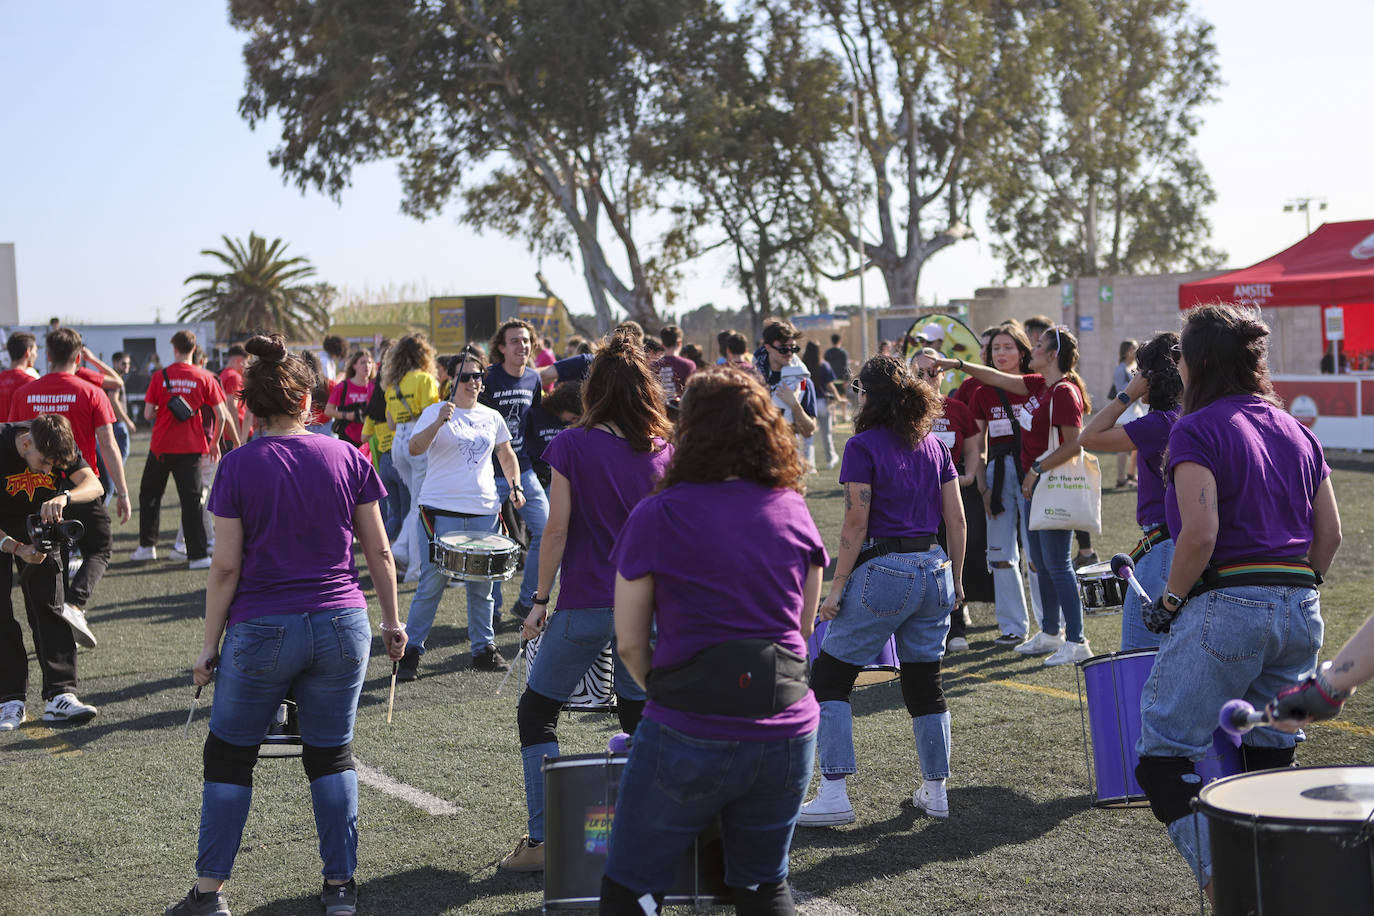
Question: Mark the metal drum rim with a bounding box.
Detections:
[1196,765,1374,831]
[1076,646,1158,670]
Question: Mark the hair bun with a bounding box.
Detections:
[603,330,638,356]
[245,334,287,362]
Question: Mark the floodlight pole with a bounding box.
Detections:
[854,86,869,362]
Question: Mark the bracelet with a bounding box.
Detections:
[0,536,13,555]
[1116,390,1132,407]
[832,572,849,581]
[379,622,406,633]
[531,595,550,606]
[956,358,965,370]
[1030,461,1043,475]
[1318,661,1355,701]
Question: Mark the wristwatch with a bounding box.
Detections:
[1163,591,1186,611]
[1029,461,1043,475]
[1116,390,1132,406]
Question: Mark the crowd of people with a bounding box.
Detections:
[0,304,1356,915]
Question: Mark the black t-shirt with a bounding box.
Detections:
[523,405,571,489]
[824,346,849,380]
[0,423,90,540]
[480,364,543,470]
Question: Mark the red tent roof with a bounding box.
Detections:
[1178,219,1374,309]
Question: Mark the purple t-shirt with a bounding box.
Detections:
[208,434,386,626]
[1164,396,1330,565]
[839,427,956,537]
[1124,408,1179,527]
[542,427,673,609]
[613,480,828,741]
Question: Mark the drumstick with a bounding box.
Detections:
[183,685,203,737]
[496,642,526,696]
[386,661,398,725]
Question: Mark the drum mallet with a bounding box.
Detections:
[386,661,398,725]
[1218,698,1273,744]
[1110,553,1153,604]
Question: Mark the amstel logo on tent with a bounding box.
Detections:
[6,469,55,500]
[1352,233,1374,261]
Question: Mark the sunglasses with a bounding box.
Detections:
[914,368,940,380]
[771,342,801,354]
[457,371,483,383]
[851,379,866,395]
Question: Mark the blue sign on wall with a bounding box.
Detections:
[1078,315,1094,332]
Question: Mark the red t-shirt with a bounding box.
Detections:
[970,376,1038,449]
[1019,377,1084,473]
[950,375,982,406]
[146,362,225,455]
[0,368,38,421]
[9,372,116,468]
[933,396,979,471]
[220,366,246,424]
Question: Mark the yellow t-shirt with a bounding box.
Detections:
[384,369,440,424]
[363,415,394,454]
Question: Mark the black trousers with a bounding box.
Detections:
[139,452,207,559]
[0,553,75,702]
[64,498,112,609]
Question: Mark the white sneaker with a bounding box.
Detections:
[914,780,949,818]
[1014,631,1066,656]
[946,636,969,652]
[798,778,855,827]
[1044,640,1093,667]
[170,547,189,561]
[130,545,157,562]
[188,557,213,570]
[43,692,97,723]
[60,604,97,649]
[0,701,24,732]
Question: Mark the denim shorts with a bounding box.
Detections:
[821,546,954,665]
[1138,585,1322,759]
[604,717,816,892]
[527,607,645,702]
[208,607,372,747]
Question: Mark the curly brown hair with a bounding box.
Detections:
[579,332,671,451]
[383,333,436,389]
[853,356,939,449]
[657,366,807,493]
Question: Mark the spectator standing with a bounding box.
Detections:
[652,325,695,399]
[0,333,40,420]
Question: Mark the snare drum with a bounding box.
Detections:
[1076,648,1240,807]
[1076,560,1127,613]
[524,630,616,712]
[808,618,899,687]
[430,532,521,581]
[543,754,729,910]
[1197,766,1374,915]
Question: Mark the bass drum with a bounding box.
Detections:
[1197,766,1374,915]
[523,629,616,712]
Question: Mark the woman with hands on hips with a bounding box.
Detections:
[798,356,965,828]
[167,334,405,916]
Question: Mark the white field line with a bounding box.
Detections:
[793,887,866,916]
[355,761,461,815]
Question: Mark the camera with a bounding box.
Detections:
[26,514,85,554]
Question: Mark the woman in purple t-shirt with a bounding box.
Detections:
[928,327,1095,667]
[499,333,673,874]
[165,336,406,916]
[602,366,825,915]
[1134,305,1342,898]
[798,356,964,828]
[1078,332,1183,650]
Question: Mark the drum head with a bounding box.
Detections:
[1199,766,1374,826]
[436,532,519,553]
[1076,561,1115,580]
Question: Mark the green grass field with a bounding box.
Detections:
[1,428,1371,915]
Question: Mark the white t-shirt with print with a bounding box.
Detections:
[416,401,512,515]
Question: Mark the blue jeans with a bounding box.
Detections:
[492,468,548,609]
[1138,585,1322,885]
[604,718,816,893]
[111,421,131,460]
[1120,537,1174,651]
[198,608,371,881]
[984,454,1031,637]
[520,608,646,842]
[817,546,953,778]
[1022,496,1083,643]
[376,449,408,543]
[404,511,499,656]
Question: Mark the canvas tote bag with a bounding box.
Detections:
[1028,381,1101,533]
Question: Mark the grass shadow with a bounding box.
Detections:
[238,865,540,916]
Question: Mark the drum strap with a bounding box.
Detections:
[420,506,483,543]
[647,639,810,718]
[854,535,937,570]
[1128,523,1171,563]
[1188,557,1319,598]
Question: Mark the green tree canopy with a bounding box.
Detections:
[179,233,330,341]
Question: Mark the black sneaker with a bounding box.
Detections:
[164,885,231,916]
[993,633,1023,646]
[320,879,357,916]
[1072,550,1099,570]
[472,646,509,672]
[396,647,420,683]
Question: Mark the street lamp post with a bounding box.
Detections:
[1283,196,1328,236]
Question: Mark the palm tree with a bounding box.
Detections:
[179,233,331,341]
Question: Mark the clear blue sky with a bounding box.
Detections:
[3,0,1372,328]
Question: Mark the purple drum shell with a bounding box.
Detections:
[808,619,899,687]
[1079,648,1241,808]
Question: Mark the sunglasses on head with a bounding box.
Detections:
[851,379,866,395]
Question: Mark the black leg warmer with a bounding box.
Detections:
[302,742,355,782]
[599,874,662,915]
[203,732,260,788]
[900,662,946,718]
[1241,743,1296,772]
[518,688,564,748]
[733,880,795,916]
[810,652,863,704]
[1135,755,1202,826]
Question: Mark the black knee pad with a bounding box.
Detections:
[203,733,260,788]
[518,688,563,748]
[810,653,863,704]
[1241,744,1296,773]
[733,880,795,916]
[302,742,355,782]
[599,874,662,914]
[1135,755,1201,826]
[900,662,946,718]
[615,696,645,736]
